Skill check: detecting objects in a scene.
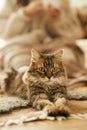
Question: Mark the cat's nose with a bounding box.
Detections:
[46,70,52,79]
[47,75,51,80]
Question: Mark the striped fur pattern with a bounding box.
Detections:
[0,67,29,100]
[0,49,70,116]
[23,49,70,116]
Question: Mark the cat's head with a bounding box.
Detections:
[23,49,67,86]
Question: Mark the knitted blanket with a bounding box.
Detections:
[0,95,87,127]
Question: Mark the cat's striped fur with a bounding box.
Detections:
[0,49,70,116]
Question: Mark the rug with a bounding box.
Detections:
[0,96,87,127]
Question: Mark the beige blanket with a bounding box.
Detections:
[0,97,87,127]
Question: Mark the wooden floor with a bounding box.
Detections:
[1,119,87,130]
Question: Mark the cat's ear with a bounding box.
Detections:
[31,49,40,62]
[54,49,63,59]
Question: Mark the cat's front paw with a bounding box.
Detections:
[43,105,58,116]
[56,104,70,117]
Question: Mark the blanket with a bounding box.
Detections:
[0,95,87,127]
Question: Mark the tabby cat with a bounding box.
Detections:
[0,49,70,116]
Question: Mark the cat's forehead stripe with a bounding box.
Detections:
[43,56,53,67]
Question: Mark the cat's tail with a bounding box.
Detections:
[0,96,30,113]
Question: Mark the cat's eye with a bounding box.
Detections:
[38,67,45,73]
[52,67,59,73]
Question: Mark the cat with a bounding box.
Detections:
[0,49,70,116]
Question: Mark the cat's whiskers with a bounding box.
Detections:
[39,77,49,82]
[41,76,58,85]
[47,76,66,85]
